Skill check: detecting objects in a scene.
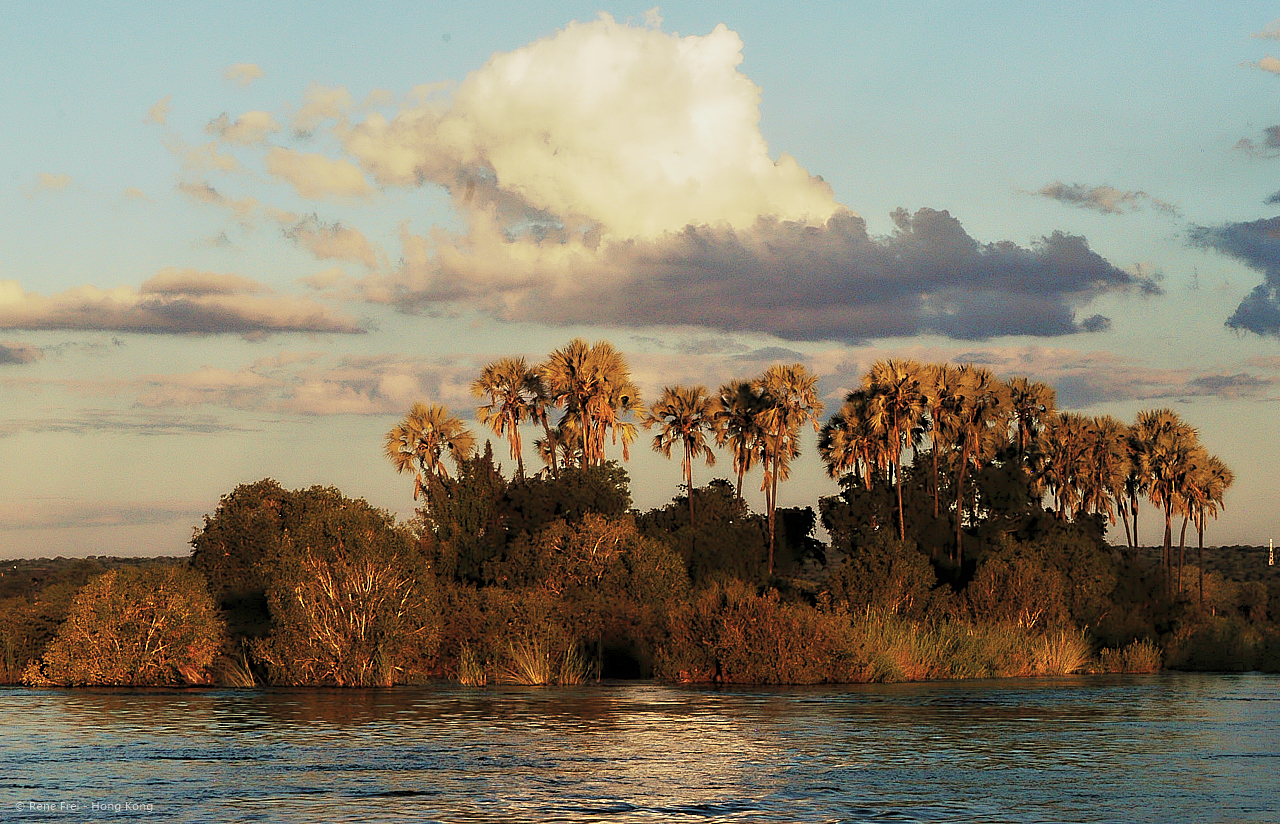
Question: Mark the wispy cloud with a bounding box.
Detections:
[1248,55,1280,74]
[0,342,43,365]
[145,95,172,126]
[24,173,72,198]
[206,110,281,145]
[224,62,265,88]
[265,147,373,199]
[0,273,363,337]
[1035,182,1178,216]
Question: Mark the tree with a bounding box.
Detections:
[862,359,929,541]
[1133,408,1200,587]
[922,364,965,522]
[1006,376,1057,466]
[951,365,1011,566]
[644,385,718,526]
[753,364,824,574]
[24,565,225,687]
[472,356,545,478]
[1185,452,1233,608]
[819,390,878,489]
[385,402,476,500]
[539,339,641,468]
[712,380,767,501]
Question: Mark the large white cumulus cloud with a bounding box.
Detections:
[343,15,840,239]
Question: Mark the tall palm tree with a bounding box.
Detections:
[712,380,766,501]
[471,356,545,478]
[384,402,476,501]
[1186,453,1233,609]
[1007,376,1057,467]
[951,365,1011,566]
[922,363,964,522]
[1134,408,1200,586]
[538,339,641,468]
[818,389,878,488]
[644,385,718,525]
[1085,415,1132,529]
[753,364,824,575]
[1041,412,1093,520]
[862,359,928,541]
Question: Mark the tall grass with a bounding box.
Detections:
[497,638,593,686]
[456,643,487,686]
[1097,638,1163,674]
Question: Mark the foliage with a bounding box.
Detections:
[24,564,225,687]
[826,532,936,617]
[1097,639,1163,674]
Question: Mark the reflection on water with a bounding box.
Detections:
[3,674,1277,822]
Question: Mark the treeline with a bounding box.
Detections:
[7,341,1279,687]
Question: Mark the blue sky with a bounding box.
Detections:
[3,2,1279,558]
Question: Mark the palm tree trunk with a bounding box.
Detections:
[1197,509,1205,611]
[1163,503,1173,596]
[1177,516,1189,595]
[954,449,969,568]
[1119,504,1132,549]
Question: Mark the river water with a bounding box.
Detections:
[2,674,1276,823]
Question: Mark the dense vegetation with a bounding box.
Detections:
[5,340,1277,687]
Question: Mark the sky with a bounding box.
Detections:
[3,1,1280,558]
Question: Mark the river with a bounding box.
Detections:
[3,673,1276,822]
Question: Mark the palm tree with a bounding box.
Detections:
[753,364,824,575]
[1085,415,1131,529]
[950,365,1011,566]
[1134,408,1200,587]
[384,402,476,500]
[471,356,545,478]
[818,389,878,487]
[922,363,964,522]
[1186,453,1234,609]
[644,385,718,526]
[862,359,928,541]
[712,380,766,501]
[1007,376,1057,467]
[538,339,641,468]
[1041,412,1093,520]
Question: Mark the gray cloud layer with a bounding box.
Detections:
[386,207,1157,343]
[1036,182,1177,215]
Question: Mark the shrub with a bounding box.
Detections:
[24,565,225,687]
[1097,638,1163,674]
[827,533,936,617]
[253,548,439,686]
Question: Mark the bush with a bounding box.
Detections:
[253,547,439,687]
[24,565,225,687]
[826,533,936,617]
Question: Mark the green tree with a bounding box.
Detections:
[951,365,1011,566]
[538,339,642,468]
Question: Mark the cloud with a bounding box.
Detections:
[1235,125,1280,156]
[24,173,72,198]
[167,138,240,173]
[206,110,281,145]
[145,95,172,125]
[177,181,258,220]
[1036,182,1178,216]
[102,353,475,416]
[374,207,1156,342]
[1182,373,1275,399]
[340,14,840,238]
[280,215,380,269]
[225,63,265,87]
[0,342,43,365]
[0,275,363,336]
[1190,216,1280,336]
[292,84,357,133]
[1250,55,1280,74]
[1255,20,1280,39]
[0,500,207,532]
[265,147,373,198]
[123,187,148,200]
